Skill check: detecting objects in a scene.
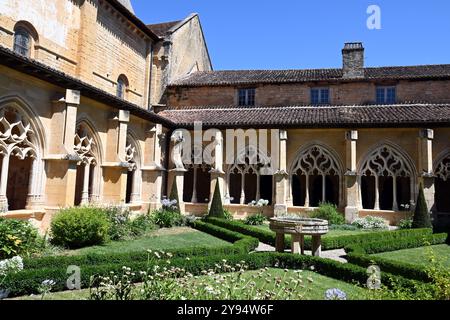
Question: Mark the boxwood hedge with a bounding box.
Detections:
[22,221,258,271]
[346,232,448,282]
[3,251,427,298]
[204,217,436,250]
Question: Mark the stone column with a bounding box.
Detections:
[344,130,359,223]
[418,129,435,212]
[209,130,225,205]
[274,130,288,216]
[168,168,187,213]
[312,235,322,257]
[191,166,198,203]
[0,154,10,212]
[45,89,80,208]
[80,162,91,205]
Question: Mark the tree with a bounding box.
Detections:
[169,180,181,213]
[412,184,432,229]
[208,179,224,218]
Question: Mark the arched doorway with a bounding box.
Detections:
[289,144,342,207]
[359,144,414,211]
[0,102,45,212]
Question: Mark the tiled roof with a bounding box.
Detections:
[0,46,174,127]
[158,104,450,128]
[169,65,450,87]
[147,20,181,37]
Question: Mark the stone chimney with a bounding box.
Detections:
[342,42,365,78]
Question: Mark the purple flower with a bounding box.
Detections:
[325,288,347,300]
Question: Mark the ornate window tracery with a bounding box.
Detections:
[289,145,341,207]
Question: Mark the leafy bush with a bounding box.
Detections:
[128,212,155,236]
[151,208,183,228]
[0,218,41,259]
[412,185,432,229]
[208,179,224,219]
[50,207,110,249]
[223,209,234,221]
[398,218,413,230]
[244,213,266,226]
[311,203,345,225]
[103,206,132,241]
[329,224,359,231]
[352,216,389,230]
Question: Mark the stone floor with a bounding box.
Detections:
[254,242,348,263]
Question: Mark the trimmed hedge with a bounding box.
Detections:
[204,217,435,250]
[23,221,258,271]
[3,251,428,298]
[346,233,448,282]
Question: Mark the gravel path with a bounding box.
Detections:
[254,242,348,263]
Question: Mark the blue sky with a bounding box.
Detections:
[133,0,450,70]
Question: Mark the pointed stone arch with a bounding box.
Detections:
[0,95,46,211]
[225,145,273,205]
[434,148,450,213]
[357,141,417,211]
[288,142,344,208]
[74,118,103,205]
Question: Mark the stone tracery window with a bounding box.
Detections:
[289,145,341,207]
[74,124,100,205]
[360,145,413,211]
[226,146,273,205]
[0,106,44,211]
[435,154,450,213]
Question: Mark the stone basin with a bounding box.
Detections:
[269,217,329,257]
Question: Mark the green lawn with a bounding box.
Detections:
[13,269,369,300]
[59,227,232,256]
[371,244,450,268]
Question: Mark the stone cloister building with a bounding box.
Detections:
[0,0,449,231]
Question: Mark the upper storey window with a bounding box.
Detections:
[117,75,129,99]
[13,27,31,57]
[238,88,256,107]
[376,86,396,104]
[311,88,330,105]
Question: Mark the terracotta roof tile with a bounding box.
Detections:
[169,65,450,87]
[158,104,450,128]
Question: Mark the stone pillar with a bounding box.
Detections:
[102,110,130,204]
[168,168,186,213]
[312,235,322,257]
[46,89,80,208]
[26,157,45,210]
[80,162,91,205]
[0,154,10,212]
[209,130,225,205]
[275,233,285,253]
[344,130,359,223]
[418,129,435,212]
[141,124,166,211]
[274,130,288,216]
[191,166,198,203]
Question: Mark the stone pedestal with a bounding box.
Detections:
[312,235,322,257]
[275,233,285,253]
[291,234,305,255]
[344,173,359,223]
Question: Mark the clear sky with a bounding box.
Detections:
[133,0,450,70]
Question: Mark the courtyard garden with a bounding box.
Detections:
[0,183,449,301]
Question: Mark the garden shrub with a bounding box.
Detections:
[4,251,427,298]
[398,218,413,230]
[50,207,110,249]
[352,216,389,230]
[346,233,448,282]
[223,209,234,221]
[208,179,224,219]
[103,206,133,241]
[311,203,345,225]
[151,208,183,228]
[0,218,41,259]
[169,181,181,214]
[244,213,266,226]
[128,212,155,236]
[412,185,432,229]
